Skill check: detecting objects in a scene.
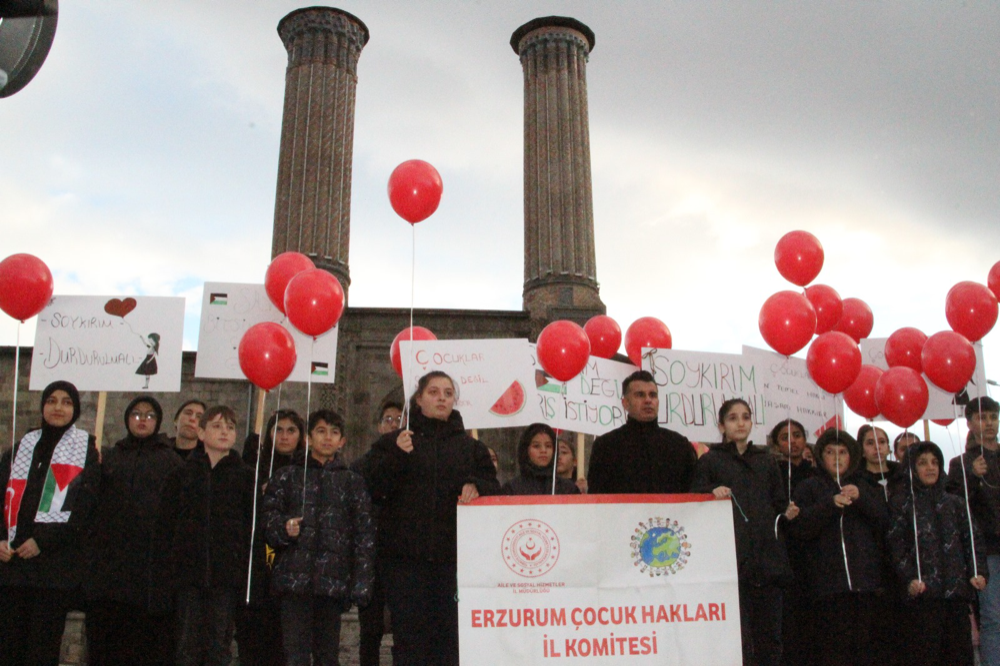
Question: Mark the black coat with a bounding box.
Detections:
[503,430,580,497]
[588,418,696,494]
[691,441,793,587]
[362,409,500,564]
[946,448,1000,556]
[855,462,899,503]
[0,426,100,590]
[790,470,889,597]
[151,449,255,596]
[85,425,184,605]
[262,451,374,603]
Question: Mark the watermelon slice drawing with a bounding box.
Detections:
[490,380,526,417]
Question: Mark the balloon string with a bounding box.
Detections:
[268,383,283,480]
[406,223,415,432]
[302,337,314,520]
[246,388,268,604]
[874,420,888,501]
[907,430,922,582]
[8,323,20,509]
[955,401,979,578]
[835,429,852,591]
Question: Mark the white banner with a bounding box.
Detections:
[30,295,185,392]
[400,339,536,430]
[861,337,988,421]
[195,282,338,383]
[458,495,742,665]
[529,344,635,436]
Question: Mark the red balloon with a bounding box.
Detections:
[584,315,622,359]
[537,320,591,382]
[774,230,824,286]
[922,330,976,393]
[265,252,315,315]
[390,326,438,377]
[238,322,297,391]
[284,269,345,338]
[804,284,843,334]
[989,261,1000,302]
[875,367,929,429]
[0,253,54,322]
[932,418,955,427]
[844,364,883,420]
[884,327,927,373]
[387,160,443,224]
[624,317,672,367]
[945,281,998,343]
[833,297,874,343]
[758,291,816,357]
[807,332,862,394]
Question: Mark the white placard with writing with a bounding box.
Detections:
[194,282,338,384]
[458,495,742,665]
[30,295,185,392]
[400,339,535,430]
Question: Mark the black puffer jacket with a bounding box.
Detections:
[503,429,580,497]
[588,418,696,494]
[262,451,374,603]
[85,397,184,606]
[855,461,899,503]
[691,441,793,587]
[946,447,1000,556]
[887,442,986,601]
[363,409,500,563]
[790,470,889,597]
[151,449,255,595]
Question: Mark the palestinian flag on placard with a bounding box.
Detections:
[311,362,329,377]
[209,292,228,305]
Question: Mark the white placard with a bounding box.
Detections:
[860,337,988,420]
[458,495,742,665]
[195,282,338,383]
[528,343,636,436]
[29,295,185,392]
[399,339,535,430]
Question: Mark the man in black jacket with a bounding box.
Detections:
[588,370,696,494]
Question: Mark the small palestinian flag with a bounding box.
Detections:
[311,362,329,377]
[38,463,84,515]
[209,293,228,305]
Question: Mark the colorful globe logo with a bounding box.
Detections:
[630,518,691,576]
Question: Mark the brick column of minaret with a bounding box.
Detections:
[272,7,369,295]
[511,17,605,326]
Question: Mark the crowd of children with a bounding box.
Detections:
[2,375,998,665]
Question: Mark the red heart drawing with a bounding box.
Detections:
[104,297,137,318]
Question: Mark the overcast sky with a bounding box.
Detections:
[2,1,998,441]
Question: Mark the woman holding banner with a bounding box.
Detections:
[0,380,100,666]
[363,371,500,666]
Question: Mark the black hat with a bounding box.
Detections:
[966,396,1000,419]
[40,380,81,428]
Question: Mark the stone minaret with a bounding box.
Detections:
[511,17,605,327]
[272,7,369,295]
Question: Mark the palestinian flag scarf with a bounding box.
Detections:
[4,425,90,543]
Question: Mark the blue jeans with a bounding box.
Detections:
[981,555,1000,666]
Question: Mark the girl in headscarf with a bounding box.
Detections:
[504,423,580,496]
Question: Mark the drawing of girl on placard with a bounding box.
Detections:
[136,332,159,389]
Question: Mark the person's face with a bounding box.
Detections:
[801,446,815,466]
[175,403,204,440]
[42,390,75,428]
[200,414,236,454]
[895,433,919,461]
[968,410,999,446]
[273,417,301,455]
[488,448,499,470]
[719,403,752,444]
[377,407,403,435]
[416,377,456,421]
[862,428,890,465]
[622,380,659,422]
[527,433,554,468]
[776,426,806,462]
[309,420,345,462]
[557,441,575,476]
[128,401,158,438]
[821,444,851,478]
[915,452,940,486]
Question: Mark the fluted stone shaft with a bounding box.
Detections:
[272,7,368,294]
[512,17,604,323]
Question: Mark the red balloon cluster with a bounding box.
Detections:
[265,252,315,315]
[584,315,622,359]
[945,281,997,343]
[806,331,862,394]
[922,330,976,393]
[284,269,345,339]
[239,322,297,391]
[875,366,929,429]
[624,317,672,367]
[805,284,843,334]
[844,364,883,420]
[774,231,824,286]
[833,298,874,343]
[759,291,816,357]
[388,160,443,224]
[0,253,54,322]
[884,327,927,373]
[537,320,591,382]
[390,326,438,377]
[989,262,1000,302]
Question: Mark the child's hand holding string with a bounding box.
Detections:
[972,576,987,591]
[973,456,988,478]
[396,430,414,453]
[784,502,799,520]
